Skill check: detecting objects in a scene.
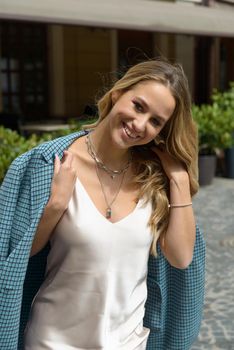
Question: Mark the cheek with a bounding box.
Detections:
[148,126,161,139]
[137,128,159,146]
[112,102,134,118]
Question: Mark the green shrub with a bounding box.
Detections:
[192,83,234,155]
[0,127,39,182]
[212,82,234,112]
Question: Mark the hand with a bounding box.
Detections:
[48,151,77,211]
[152,146,189,183]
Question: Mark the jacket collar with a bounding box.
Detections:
[40,130,88,164]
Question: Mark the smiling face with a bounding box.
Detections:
[106,80,176,150]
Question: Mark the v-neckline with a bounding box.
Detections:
[76,177,142,225]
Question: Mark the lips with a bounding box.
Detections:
[123,123,139,139]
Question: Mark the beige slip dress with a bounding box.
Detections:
[24,177,153,350]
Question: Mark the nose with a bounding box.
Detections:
[132,116,148,134]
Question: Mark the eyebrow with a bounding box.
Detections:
[136,97,167,124]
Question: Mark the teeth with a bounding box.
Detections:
[124,124,138,139]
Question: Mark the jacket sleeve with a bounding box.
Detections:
[144,226,206,350]
[0,138,62,350]
[0,148,53,350]
[0,153,31,272]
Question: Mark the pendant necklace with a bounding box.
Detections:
[95,164,125,219]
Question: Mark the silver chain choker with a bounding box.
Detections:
[86,133,132,179]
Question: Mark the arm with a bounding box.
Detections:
[153,148,196,269]
[30,151,77,256]
[163,173,195,269]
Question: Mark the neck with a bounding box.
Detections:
[89,124,130,170]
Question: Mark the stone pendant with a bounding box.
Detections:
[106,207,112,219]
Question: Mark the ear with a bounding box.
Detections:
[154,134,165,146]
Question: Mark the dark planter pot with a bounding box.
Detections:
[225,147,234,178]
[198,154,217,186]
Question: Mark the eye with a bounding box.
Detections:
[151,118,161,127]
[133,100,144,112]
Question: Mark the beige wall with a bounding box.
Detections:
[153,33,195,98]
[46,27,199,119]
[175,34,195,98]
[153,33,176,59]
[209,37,220,92]
[63,26,112,117]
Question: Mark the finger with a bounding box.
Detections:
[53,154,61,175]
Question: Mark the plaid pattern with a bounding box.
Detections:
[145,226,205,349]
[0,130,205,350]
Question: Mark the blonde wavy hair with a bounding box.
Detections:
[84,59,199,256]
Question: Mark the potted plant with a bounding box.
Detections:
[192,100,234,185]
[211,83,234,178]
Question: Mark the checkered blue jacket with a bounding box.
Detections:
[0,130,205,350]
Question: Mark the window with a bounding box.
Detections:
[0,21,48,120]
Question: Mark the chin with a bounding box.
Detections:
[115,138,130,151]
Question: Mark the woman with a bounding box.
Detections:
[0,59,205,350]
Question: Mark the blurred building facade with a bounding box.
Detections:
[0,0,234,123]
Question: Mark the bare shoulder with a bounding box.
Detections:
[67,135,88,162]
[67,134,94,181]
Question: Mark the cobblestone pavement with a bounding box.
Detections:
[191,178,234,350]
